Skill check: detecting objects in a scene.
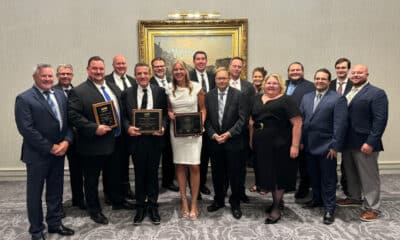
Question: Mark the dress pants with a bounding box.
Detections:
[306,153,337,213]
[239,128,250,196]
[133,136,162,208]
[200,134,210,187]
[297,150,310,191]
[343,150,380,210]
[26,156,64,235]
[66,143,84,204]
[120,135,132,196]
[161,128,175,186]
[210,146,242,208]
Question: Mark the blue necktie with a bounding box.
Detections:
[44,91,62,129]
[101,86,121,136]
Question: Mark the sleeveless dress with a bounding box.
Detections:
[168,82,202,165]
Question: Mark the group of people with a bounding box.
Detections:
[15,52,388,240]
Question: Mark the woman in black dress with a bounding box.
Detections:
[250,73,302,224]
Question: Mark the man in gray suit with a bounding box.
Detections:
[228,56,254,203]
[205,67,246,219]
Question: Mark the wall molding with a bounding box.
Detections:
[1,161,400,181]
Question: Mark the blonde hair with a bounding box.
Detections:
[264,73,286,94]
[171,60,193,97]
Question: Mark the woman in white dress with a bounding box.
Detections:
[167,60,206,220]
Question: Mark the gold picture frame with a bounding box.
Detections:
[138,19,248,78]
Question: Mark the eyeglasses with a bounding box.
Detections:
[153,65,165,68]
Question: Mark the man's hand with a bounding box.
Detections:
[361,143,373,154]
[50,141,69,156]
[95,125,112,136]
[128,126,142,136]
[326,149,337,159]
[153,127,165,136]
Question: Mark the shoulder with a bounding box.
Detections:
[17,87,36,101]
[105,73,114,81]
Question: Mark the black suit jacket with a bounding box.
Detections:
[121,84,167,154]
[329,79,353,96]
[150,76,171,87]
[189,70,215,91]
[205,87,246,150]
[285,78,315,107]
[68,79,122,156]
[105,72,136,91]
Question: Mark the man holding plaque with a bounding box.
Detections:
[68,56,133,225]
[121,63,167,225]
[105,54,136,201]
[150,57,179,192]
[189,51,216,198]
[205,67,246,219]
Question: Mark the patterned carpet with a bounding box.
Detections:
[1,174,400,240]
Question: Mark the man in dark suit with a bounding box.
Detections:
[329,57,353,197]
[68,56,133,225]
[205,67,246,219]
[229,56,255,203]
[337,64,388,222]
[285,61,315,199]
[104,54,136,201]
[121,63,167,225]
[189,51,216,196]
[149,57,178,192]
[54,64,85,211]
[15,64,74,239]
[300,68,348,225]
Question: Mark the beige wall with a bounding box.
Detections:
[1,0,400,176]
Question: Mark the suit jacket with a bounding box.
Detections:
[68,79,122,156]
[121,84,167,154]
[105,72,136,91]
[285,78,315,107]
[189,70,216,91]
[329,79,353,95]
[345,83,388,151]
[150,76,171,87]
[205,87,246,150]
[237,79,255,121]
[15,86,73,163]
[300,90,348,155]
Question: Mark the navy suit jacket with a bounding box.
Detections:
[15,86,73,163]
[345,83,388,151]
[204,87,246,151]
[68,79,122,156]
[285,78,315,107]
[189,70,215,91]
[300,90,348,155]
[329,79,353,95]
[120,84,167,154]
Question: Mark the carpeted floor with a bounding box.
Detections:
[1,174,400,240]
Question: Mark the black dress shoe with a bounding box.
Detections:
[240,194,250,204]
[112,201,135,210]
[200,185,211,195]
[126,189,135,200]
[295,188,309,199]
[134,208,146,225]
[302,200,323,209]
[162,183,179,192]
[265,216,281,224]
[207,202,225,212]
[231,208,242,219]
[31,232,46,240]
[148,207,161,225]
[48,224,75,236]
[90,212,109,224]
[323,212,335,225]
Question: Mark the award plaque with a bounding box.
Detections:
[132,109,162,134]
[92,101,118,128]
[174,112,202,137]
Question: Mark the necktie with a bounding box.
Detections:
[121,76,128,90]
[44,91,61,128]
[346,87,359,105]
[313,93,322,112]
[141,88,148,109]
[161,79,167,88]
[337,82,343,95]
[218,91,225,126]
[100,86,120,136]
[201,73,207,92]
[64,89,70,97]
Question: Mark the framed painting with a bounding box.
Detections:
[138,19,248,78]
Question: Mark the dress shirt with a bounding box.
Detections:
[137,85,153,109]
[286,81,297,95]
[113,72,132,91]
[230,78,241,91]
[346,81,368,105]
[196,69,210,92]
[93,81,121,115]
[36,86,63,129]
[336,78,349,95]
[218,87,229,126]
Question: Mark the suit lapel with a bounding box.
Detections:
[349,83,369,106]
[32,87,58,120]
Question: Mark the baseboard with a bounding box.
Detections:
[1,161,400,181]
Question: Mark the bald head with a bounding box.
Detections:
[350,64,369,87]
[112,54,127,76]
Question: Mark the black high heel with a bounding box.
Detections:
[264,216,281,224]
